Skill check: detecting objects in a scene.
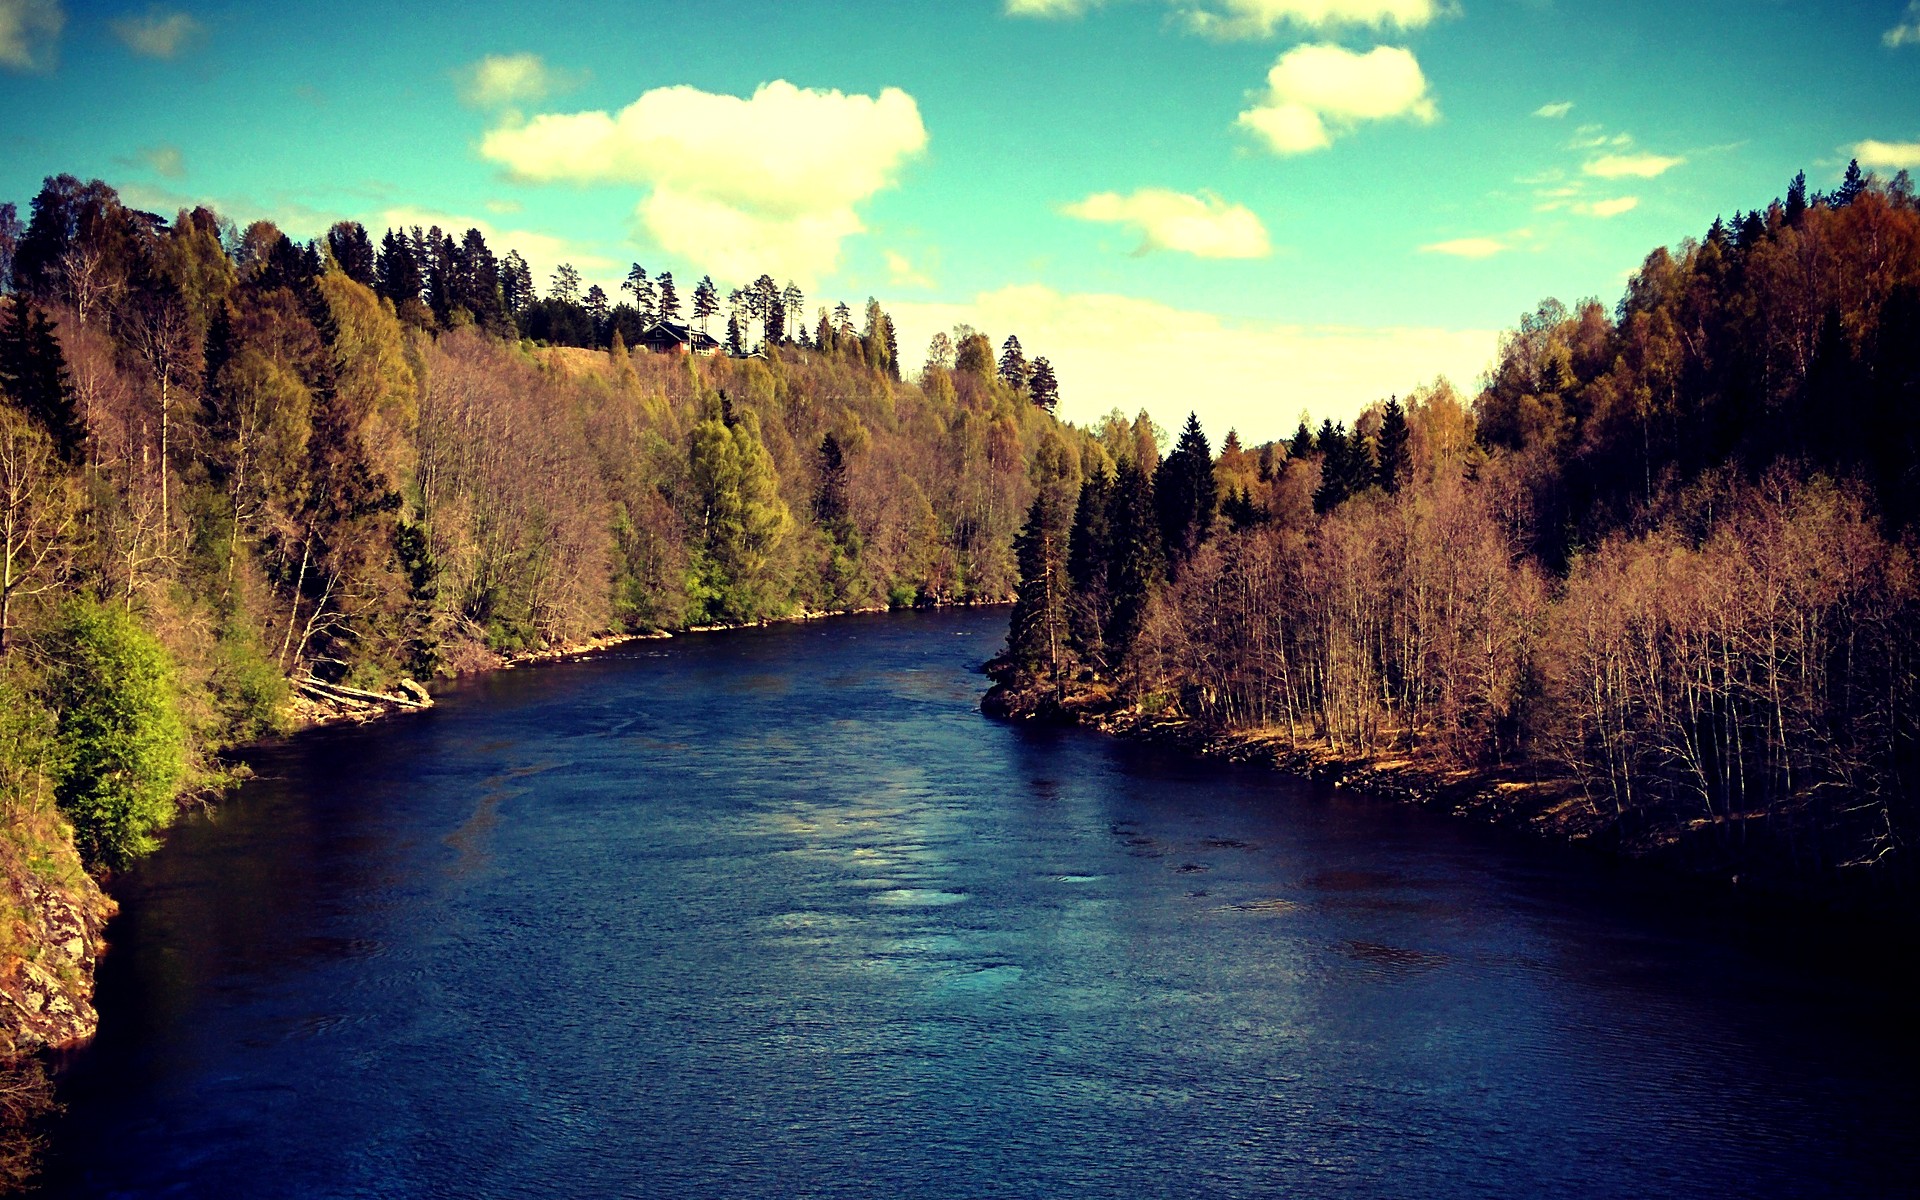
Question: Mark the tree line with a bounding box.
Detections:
[999,163,1920,889]
[0,172,1076,878]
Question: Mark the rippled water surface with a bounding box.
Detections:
[41,610,1919,1197]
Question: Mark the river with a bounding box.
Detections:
[37,609,1918,1198]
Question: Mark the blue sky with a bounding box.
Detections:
[4,0,1917,440]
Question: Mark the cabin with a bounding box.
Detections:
[635,319,720,356]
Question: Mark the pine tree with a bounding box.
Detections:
[1153,412,1215,573]
[550,262,581,306]
[1007,490,1073,690]
[1313,420,1349,513]
[0,297,82,462]
[656,272,680,323]
[623,264,656,321]
[1837,159,1867,208]
[1376,395,1410,494]
[1786,170,1809,225]
[326,221,378,287]
[1028,357,1060,412]
[998,334,1028,390]
[693,275,719,336]
[815,432,849,524]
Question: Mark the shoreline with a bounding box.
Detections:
[981,677,1915,922]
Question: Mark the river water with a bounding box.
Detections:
[37,609,1918,1198]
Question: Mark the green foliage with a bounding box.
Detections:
[686,405,791,623]
[39,600,186,869]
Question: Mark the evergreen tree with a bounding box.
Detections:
[687,400,790,622]
[623,264,656,320]
[1104,458,1161,669]
[815,432,849,525]
[1007,490,1073,690]
[1376,395,1410,494]
[882,314,900,381]
[1288,419,1315,462]
[998,334,1028,389]
[1836,159,1867,208]
[500,250,534,321]
[0,201,21,294]
[726,313,743,355]
[657,272,681,323]
[1313,420,1349,513]
[0,297,82,462]
[1065,467,1113,665]
[1786,171,1809,225]
[782,282,805,338]
[584,284,610,338]
[1028,357,1060,412]
[550,262,582,306]
[326,221,378,288]
[693,275,719,336]
[1153,412,1215,573]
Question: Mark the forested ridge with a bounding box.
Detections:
[995,164,1920,897]
[0,170,1084,1150]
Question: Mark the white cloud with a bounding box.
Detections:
[1885,2,1920,47]
[111,7,201,59]
[1533,101,1573,118]
[1576,196,1638,218]
[1420,236,1508,258]
[380,206,619,297]
[0,0,62,71]
[891,285,1496,441]
[457,52,581,109]
[1854,138,1920,169]
[1583,151,1684,178]
[1062,188,1271,258]
[1005,0,1101,14]
[1237,43,1436,155]
[1182,0,1438,38]
[480,80,928,285]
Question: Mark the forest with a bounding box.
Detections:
[995,163,1920,893]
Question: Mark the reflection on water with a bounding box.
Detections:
[39,610,1920,1199]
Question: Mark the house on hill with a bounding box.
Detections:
[635,320,720,356]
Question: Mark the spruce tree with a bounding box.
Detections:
[1065,467,1113,666]
[0,297,82,463]
[1837,159,1867,208]
[1028,357,1060,412]
[1153,412,1215,573]
[998,335,1028,389]
[815,432,849,525]
[1288,419,1315,462]
[1104,458,1162,668]
[1786,171,1809,225]
[1376,395,1410,494]
[1007,490,1072,690]
[1313,421,1349,513]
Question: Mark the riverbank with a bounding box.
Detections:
[981,673,1913,917]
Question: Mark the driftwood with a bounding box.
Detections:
[296,677,432,711]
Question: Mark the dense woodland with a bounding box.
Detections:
[0,173,1086,917]
[1000,164,1920,890]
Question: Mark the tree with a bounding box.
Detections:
[549,262,582,306]
[0,297,82,463]
[656,272,680,323]
[500,250,534,320]
[1007,489,1073,690]
[686,401,790,622]
[955,332,993,376]
[1288,419,1315,461]
[925,331,954,371]
[998,334,1028,390]
[623,264,656,321]
[1028,357,1059,412]
[1836,158,1867,208]
[1785,170,1808,225]
[0,202,21,294]
[693,275,719,336]
[815,432,849,525]
[1065,467,1113,665]
[1376,395,1410,494]
[584,284,610,332]
[326,221,378,288]
[1154,412,1215,572]
[376,228,428,326]
[42,599,186,868]
[1104,457,1161,668]
[782,282,805,340]
[0,408,75,651]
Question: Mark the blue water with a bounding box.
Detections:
[39,609,1919,1198]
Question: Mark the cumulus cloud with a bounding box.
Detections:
[1,0,62,71]
[1584,151,1684,179]
[1533,101,1573,118]
[1237,43,1436,155]
[1576,196,1638,218]
[886,250,935,289]
[457,52,581,109]
[1420,236,1508,258]
[1182,0,1437,38]
[1063,188,1271,258]
[1854,138,1920,169]
[480,80,928,285]
[890,285,1495,440]
[1885,2,1920,47]
[111,7,201,59]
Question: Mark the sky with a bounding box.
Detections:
[3,0,1917,442]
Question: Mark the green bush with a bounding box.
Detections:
[40,600,186,870]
